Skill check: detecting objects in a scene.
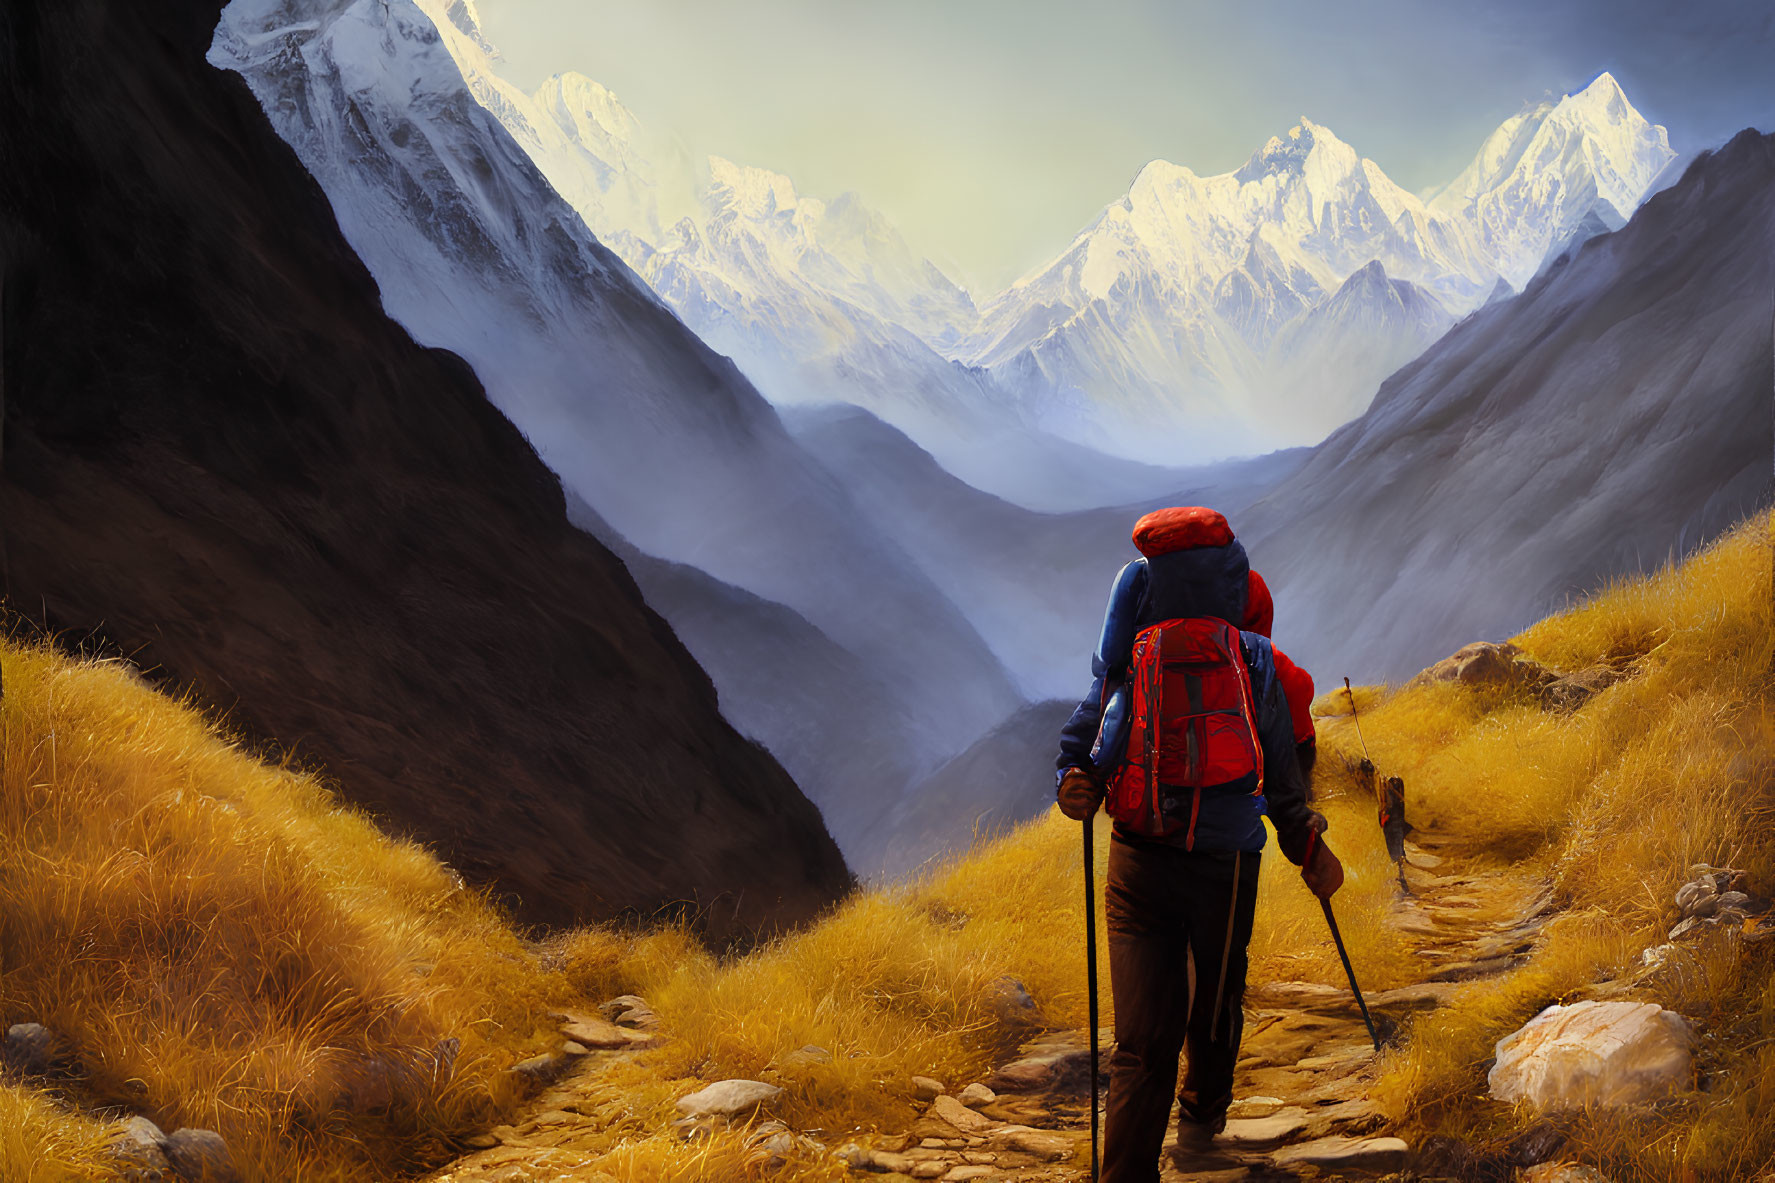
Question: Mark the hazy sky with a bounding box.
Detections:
[475,0,1775,292]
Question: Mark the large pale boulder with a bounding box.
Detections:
[675,1079,783,1119]
[1412,642,1554,693]
[1489,1001,1693,1109]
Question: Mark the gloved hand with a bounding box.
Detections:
[1301,833,1344,899]
[1056,767,1105,821]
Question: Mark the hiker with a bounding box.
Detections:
[1054,506,1344,1181]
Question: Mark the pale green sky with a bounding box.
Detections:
[475,0,1774,293]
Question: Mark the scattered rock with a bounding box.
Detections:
[1669,866,1766,940]
[599,995,660,1030]
[1538,665,1625,711]
[839,1144,914,1173]
[1489,1001,1693,1109]
[929,1094,997,1134]
[911,1075,945,1102]
[508,1051,572,1085]
[675,1079,783,1119]
[1675,880,1717,915]
[3,1023,57,1075]
[162,1128,242,1183]
[1412,642,1551,694]
[110,1116,171,1178]
[1225,1096,1285,1119]
[460,1133,500,1150]
[561,1040,590,1056]
[987,1028,1107,1093]
[1640,944,1678,970]
[1270,1135,1409,1172]
[990,977,1041,1027]
[956,1082,995,1108]
[909,1162,946,1179]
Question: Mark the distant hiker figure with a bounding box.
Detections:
[1055,506,1345,1182]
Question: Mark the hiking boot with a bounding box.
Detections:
[1169,1117,1240,1168]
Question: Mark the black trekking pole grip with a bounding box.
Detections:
[1083,810,1100,1182]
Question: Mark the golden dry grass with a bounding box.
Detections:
[2,510,1767,1182]
[1349,511,1775,1179]
[0,637,573,1181]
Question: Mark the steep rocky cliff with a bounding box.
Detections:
[0,0,850,938]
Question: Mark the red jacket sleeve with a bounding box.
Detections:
[1273,647,1316,745]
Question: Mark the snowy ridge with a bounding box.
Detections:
[418,24,1674,471]
[962,78,1673,461]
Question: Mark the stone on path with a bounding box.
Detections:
[928,1093,997,1134]
[956,1082,995,1108]
[508,1051,571,1084]
[1270,1135,1409,1172]
[1225,1095,1284,1119]
[986,1125,1072,1160]
[559,1013,654,1050]
[675,1079,783,1119]
[1489,1001,1693,1109]
[939,1166,995,1182]
[598,995,660,1030]
[911,1074,945,1101]
[1220,1106,1310,1144]
[839,1144,914,1173]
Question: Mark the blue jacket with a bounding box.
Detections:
[1056,544,1319,861]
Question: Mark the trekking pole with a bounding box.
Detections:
[1083,810,1101,1183]
[1342,676,1372,764]
[1319,897,1381,1052]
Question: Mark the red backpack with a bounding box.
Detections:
[1106,615,1265,844]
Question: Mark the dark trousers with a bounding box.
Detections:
[1101,834,1261,1183]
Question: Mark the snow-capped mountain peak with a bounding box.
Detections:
[533,73,642,160]
[1234,118,1357,185]
[707,156,809,222]
[1427,71,1673,286]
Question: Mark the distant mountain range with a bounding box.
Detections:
[448,35,1674,472]
[204,0,1764,881]
[210,0,1031,877]
[1240,129,1775,682]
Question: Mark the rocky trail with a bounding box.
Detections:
[422,827,1561,1183]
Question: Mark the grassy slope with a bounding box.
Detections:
[0,639,573,1181]
[1,511,1767,1181]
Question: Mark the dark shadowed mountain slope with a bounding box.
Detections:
[565,496,934,875]
[1241,129,1775,683]
[0,0,849,937]
[862,700,1077,879]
